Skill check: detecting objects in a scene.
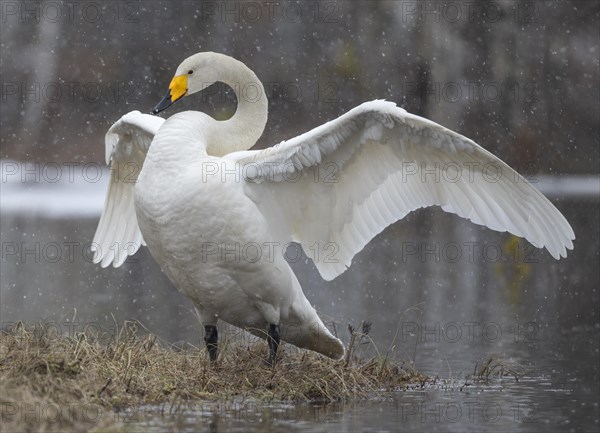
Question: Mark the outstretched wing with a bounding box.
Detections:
[92,111,165,267]
[228,100,574,281]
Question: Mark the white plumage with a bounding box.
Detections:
[92,52,574,360]
[92,112,164,268]
[229,99,574,280]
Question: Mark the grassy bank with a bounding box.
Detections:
[0,321,426,432]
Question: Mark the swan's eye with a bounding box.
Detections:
[188,70,194,75]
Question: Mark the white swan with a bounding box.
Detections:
[92,52,574,363]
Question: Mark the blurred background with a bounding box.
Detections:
[1,1,599,429]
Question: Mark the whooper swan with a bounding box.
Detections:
[92,52,574,364]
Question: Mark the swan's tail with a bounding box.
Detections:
[284,294,345,360]
[299,320,345,360]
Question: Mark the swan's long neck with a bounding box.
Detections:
[206,55,268,156]
[146,55,268,173]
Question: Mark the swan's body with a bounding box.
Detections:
[135,113,338,356]
[92,52,574,361]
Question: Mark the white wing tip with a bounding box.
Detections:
[550,237,575,260]
[105,110,158,164]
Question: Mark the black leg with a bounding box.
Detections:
[204,324,218,362]
[267,324,280,366]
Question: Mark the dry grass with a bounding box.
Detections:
[0,320,426,432]
[472,356,527,383]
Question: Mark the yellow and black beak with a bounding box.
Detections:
[152,75,188,114]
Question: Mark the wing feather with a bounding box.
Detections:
[228,100,574,281]
[91,111,164,267]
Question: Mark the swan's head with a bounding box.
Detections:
[152,52,229,114]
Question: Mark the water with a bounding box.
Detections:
[1,174,598,432]
[120,332,600,432]
[101,319,597,433]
